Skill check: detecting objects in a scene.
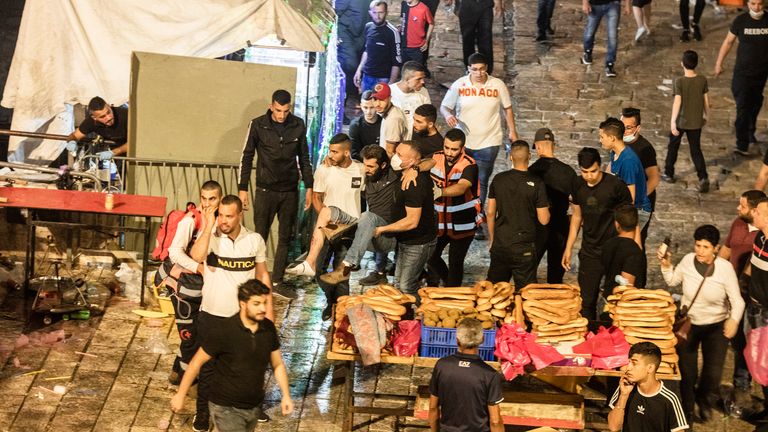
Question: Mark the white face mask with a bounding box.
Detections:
[390,153,404,171]
[749,9,765,19]
[623,133,637,143]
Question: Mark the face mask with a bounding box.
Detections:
[390,153,404,171]
[750,9,765,19]
[623,133,636,143]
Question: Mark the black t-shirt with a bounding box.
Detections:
[414,131,444,158]
[626,135,658,210]
[363,21,401,77]
[349,115,381,161]
[601,236,645,296]
[750,231,768,307]
[203,315,280,409]
[528,156,575,229]
[364,167,400,223]
[488,169,548,250]
[393,170,437,245]
[730,13,768,77]
[77,105,128,149]
[572,173,633,259]
[429,352,504,432]
[609,381,689,432]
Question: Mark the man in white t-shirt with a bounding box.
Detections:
[390,61,431,138]
[440,52,517,239]
[286,134,366,277]
[367,83,408,157]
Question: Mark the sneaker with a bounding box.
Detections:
[257,411,270,423]
[547,25,555,35]
[285,261,315,277]
[692,24,702,41]
[698,178,710,193]
[680,30,690,42]
[168,370,181,385]
[605,63,617,77]
[192,414,210,432]
[536,33,548,42]
[321,304,333,321]
[634,26,648,42]
[581,51,593,65]
[319,264,352,285]
[661,173,676,183]
[358,271,388,286]
[272,282,298,300]
[733,148,750,157]
[474,227,487,241]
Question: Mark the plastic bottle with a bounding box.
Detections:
[659,235,671,256]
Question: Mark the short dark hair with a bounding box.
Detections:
[329,133,351,147]
[237,279,271,302]
[742,190,767,208]
[682,50,699,70]
[272,89,292,105]
[399,140,422,158]
[221,194,242,212]
[614,204,638,232]
[361,144,389,165]
[467,52,487,67]
[414,104,437,123]
[201,180,223,196]
[577,147,601,169]
[444,128,466,147]
[401,61,427,76]
[629,342,662,371]
[88,96,107,113]
[622,107,641,125]
[599,117,625,141]
[694,224,720,246]
[361,90,375,101]
[511,140,530,150]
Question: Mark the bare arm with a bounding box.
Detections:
[255,262,274,321]
[170,347,212,412]
[440,105,459,128]
[620,271,636,286]
[354,52,368,89]
[376,206,422,235]
[562,203,582,271]
[626,184,636,203]
[389,66,401,84]
[441,178,472,197]
[428,395,440,432]
[385,142,398,158]
[189,207,216,262]
[645,166,660,197]
[714,32,737,77]
[422,24,434,51]
[756,164,768,191]
[487,198,497,248]
[312,191,325,214]
[670,95,682,136]
[607,392,630,432]
[718,245,732,261]
[66,129,86,142]
[537,207,550,226]
[503,106,518,142]
[488,404,504,432]
[703,93,711,122]
[270,350,295,415]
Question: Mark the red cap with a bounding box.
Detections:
[370,83,391,100]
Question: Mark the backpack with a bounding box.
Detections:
[152,202,202,261]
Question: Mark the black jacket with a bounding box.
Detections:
[238,110,314,192]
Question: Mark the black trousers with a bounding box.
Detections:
[252,187,299,283]
[487,243,537,288]
[732,72,768,152]
[665,128,708,181]
[679,0,704,29]
[678,320,729,423]
[316,231,354,306]
[459,0,494,74]
[196,311,228,421]
[427,234,474,287]
[535,223,567,284]
[578,252,604,322]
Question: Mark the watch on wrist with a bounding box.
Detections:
[411,165,419,172]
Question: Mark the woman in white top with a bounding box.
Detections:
[659,224,745,425]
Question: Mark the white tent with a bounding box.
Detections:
[1,0,329,163]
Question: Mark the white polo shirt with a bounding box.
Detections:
[314,161,366,219]
[201,225,267,317]
[390,84,431,139]
[441,75,512,150]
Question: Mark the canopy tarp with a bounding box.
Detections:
[1,0,329,163]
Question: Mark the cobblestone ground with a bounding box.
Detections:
[1,0,767,431]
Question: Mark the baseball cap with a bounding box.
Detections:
[534,127,555,142]
[370,83,391,100]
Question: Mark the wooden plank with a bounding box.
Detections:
[594,369,681,381]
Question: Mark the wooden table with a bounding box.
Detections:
[0,187,167,306]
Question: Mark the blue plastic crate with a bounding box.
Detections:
[419,343,495,362]
[420,325,496,349]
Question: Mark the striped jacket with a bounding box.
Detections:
[430,151,483,239]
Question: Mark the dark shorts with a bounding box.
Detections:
[632,0,651,7]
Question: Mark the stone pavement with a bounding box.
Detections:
[1,0,767,431]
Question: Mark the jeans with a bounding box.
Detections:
[465,145,500,212]
[403,47,426,66]
[537,0,556,36]
[678,320,730,423]
[459,0,494,74]
[665,129,708,181]
[209,402,263,432]
[344,211,396,267]
[744,300,768,409]
[361,74,389,93]
[395,238,437,295]
[252,187,298,283]
[535,221,567,284]
[732,311,752,391]
[732,72,768,151]
[680,0,705,29]
[578,251,605,322]
[427,235,474,287]
[583,1,620,65]
[487,243,538,288]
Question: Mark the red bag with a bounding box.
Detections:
[392,320,421,356]
[573,326,630,370]
[524,334,565,370]
[745,325,768,386]
[494,324,530,380]
[152,203,202,260]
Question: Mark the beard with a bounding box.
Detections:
[739,213,754,224]
[414,128,429,137]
